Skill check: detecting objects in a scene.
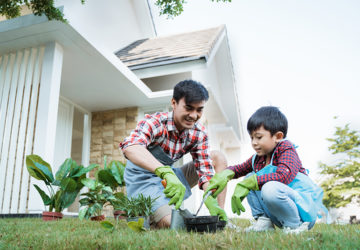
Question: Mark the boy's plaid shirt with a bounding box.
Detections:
[227,140,307,188]
[120,112,214,187]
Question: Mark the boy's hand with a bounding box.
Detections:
[155,166,185,209]
[204,169,235,198]
[204,195,228,221]
[231,174,259,215]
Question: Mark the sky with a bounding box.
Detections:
[148,0,360,181]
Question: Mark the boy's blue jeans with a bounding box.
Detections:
[247,181,315,229]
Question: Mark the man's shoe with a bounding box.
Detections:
[245,216,275,232]
[283,222,310,234]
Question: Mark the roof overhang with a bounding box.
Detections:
[0,13,172,112]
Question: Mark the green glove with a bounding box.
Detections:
[231,174,259,215]
[204,195,228,221]
[204,169,235,198]
[155,166,186,210]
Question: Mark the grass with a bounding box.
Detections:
[0,218,359,249]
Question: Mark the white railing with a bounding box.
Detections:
[0,46,45,214]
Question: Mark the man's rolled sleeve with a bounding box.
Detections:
[190,133,214,189]
[119,115,162,152]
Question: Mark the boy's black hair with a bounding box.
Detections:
[247,106,288,137]
[173,80,209,104]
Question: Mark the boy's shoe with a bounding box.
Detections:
[282,222,310,234]
[245,216,275,232]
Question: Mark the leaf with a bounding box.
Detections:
[100,221,114,232]
[97,170,118,188]
[26,155,54,183]
[33,184,52,206]
[60,178,77,192]
[78,207,88,220]
[72,164,99,178]
[127,218,147,232]
[109,161,125,186]
[79,197,91,206]
[55,158,73,182]
[60,191,78,209]
[81,178,96,190]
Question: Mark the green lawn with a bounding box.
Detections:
[0,218,359,249]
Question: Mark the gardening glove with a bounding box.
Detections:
[231,174,259,215]
[204,195,228,221]
[204,169,235,198]
[155,166,186,210]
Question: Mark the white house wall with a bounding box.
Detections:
[55,0,154,53]
[0,46,44,214]
[141,72,192,91]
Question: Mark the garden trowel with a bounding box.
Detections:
[195,190,213,217]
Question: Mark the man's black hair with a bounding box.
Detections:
[173,80,209,104]
[247,106,288,137]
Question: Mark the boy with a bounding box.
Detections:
[205,106,327,233]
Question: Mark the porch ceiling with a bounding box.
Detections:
[0,13,171,112]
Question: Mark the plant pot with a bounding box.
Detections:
[113,210,126,220]
[126,216,150,229]
[217,220,227,231]
[42,211,63,221]
[184,216,218,233]
[90,215,105,221]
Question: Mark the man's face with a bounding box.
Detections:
[171,97,205,131]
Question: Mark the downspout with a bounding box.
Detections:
[146,0,158,37]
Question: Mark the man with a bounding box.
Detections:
[120,80,228,228]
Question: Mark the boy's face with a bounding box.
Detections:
[171,97,205,131]
[250,126,283,157]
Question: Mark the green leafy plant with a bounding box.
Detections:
[78,179,112,220]
[98,156,126,209]
[116,194,158,218]
[26,154,98,213]
[100,217,147,233]
[78,157,126,220]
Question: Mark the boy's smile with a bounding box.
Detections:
[250,126,283,158]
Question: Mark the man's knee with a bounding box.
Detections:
[210,150,227,172]
[156,214,171,228]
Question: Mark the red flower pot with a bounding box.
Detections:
[113,210,126,220]
[90,215,105,221]
[42,211,63,221]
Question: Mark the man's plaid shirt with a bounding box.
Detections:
[227,140,307,189]
[120,111,214,187]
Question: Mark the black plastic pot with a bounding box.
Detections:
[217,220,227,231]
[184,216,218,233]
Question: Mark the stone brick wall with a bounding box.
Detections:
[89,107,138,216]
[90,107,138,170]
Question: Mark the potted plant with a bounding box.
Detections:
[26,155,98,221]
[116,194,158,230]
[97,156,126,219]
[78,178,112,221]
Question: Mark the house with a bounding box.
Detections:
[0,0,243,216]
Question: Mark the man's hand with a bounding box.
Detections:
[204,195,228,221]
[155,166,185,209]
[231,174,259,215]
[204,169,235,198]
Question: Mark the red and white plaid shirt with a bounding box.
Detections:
[120,111,214,187]
[227,140,307,189]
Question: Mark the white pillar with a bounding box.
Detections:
[27,42,64,212]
